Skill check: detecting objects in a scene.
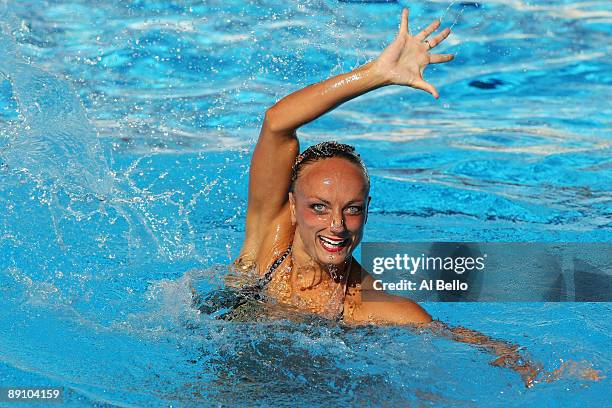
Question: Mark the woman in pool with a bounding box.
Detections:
[235,8,449,324]
[195,9,604,387]
[223,8,553,386]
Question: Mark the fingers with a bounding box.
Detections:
[429,53,454,64]
[425,27,451,49]
[415,19,440,41]
[398,8,409,36]
[413,78,439,99]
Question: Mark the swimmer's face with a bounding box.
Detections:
[289,157,370,267]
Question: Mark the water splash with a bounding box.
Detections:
[0,21,113,199]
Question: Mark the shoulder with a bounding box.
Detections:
[354,293,432,325]
[344,263,432,325]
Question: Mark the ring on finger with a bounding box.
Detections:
[423,39,432,50]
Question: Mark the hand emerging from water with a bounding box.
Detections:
[374,8,454,98]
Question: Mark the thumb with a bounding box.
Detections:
[413,78,439,99]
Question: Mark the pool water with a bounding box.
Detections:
[0,0,610,406]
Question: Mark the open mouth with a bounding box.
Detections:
[318,235,349,253]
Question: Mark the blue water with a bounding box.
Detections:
[0,0,610,406]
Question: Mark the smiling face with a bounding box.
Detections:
[289,157,370,267]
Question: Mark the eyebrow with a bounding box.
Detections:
[308,197,365,205]
[309,197,331,205]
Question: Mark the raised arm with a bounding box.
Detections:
[245,61,384,241]
[245,8,453,242]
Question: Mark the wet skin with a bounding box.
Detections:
[224,8,592,387]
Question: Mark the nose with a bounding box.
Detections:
[329,212,346,234]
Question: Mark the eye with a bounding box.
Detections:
[311,203,327,213]
[345,206,363,215]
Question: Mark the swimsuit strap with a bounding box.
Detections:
[196,246,293,320]
[255,245,292,290]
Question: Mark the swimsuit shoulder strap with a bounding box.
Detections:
[257,245,292,289]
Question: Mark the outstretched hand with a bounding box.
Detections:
[488,345,542,388]
[374,8,454,98]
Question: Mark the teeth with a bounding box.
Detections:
[320,236,346,246]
